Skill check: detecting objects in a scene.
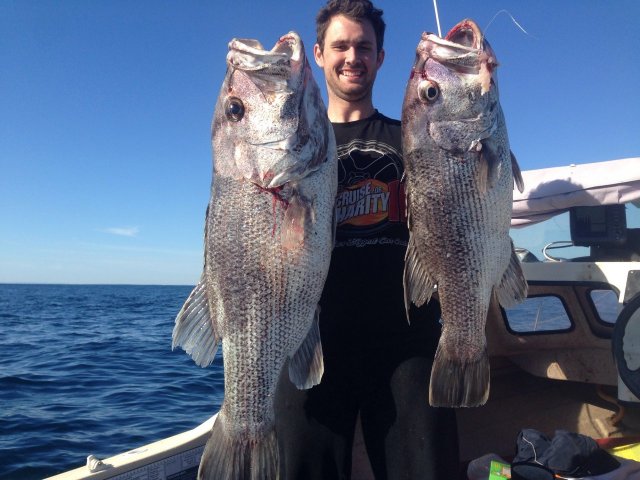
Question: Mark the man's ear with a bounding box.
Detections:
[313,43,324,68]
[377,48,385,69]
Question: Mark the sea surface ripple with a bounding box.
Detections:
[0,284,223,480]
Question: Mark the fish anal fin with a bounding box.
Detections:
[172,276,220,367]
[403,235,436,322]
[199,414,278,480]
[429,343,490,407]
[288,306,324,389]
[495,240,528,308]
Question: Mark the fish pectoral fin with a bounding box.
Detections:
[511,150,525,193]
[403,235,436,322]
[477,137,503,194]
[171,276,220,367]
[281,192,311,250]
[495,240,528,308]
[288,305,324,389]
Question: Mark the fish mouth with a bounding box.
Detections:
[444,19,483,49]
[227,32,303,69]
[415,19,497,75]
[227,32,305,94]
[412,19,498,94]
[246,135,299,152]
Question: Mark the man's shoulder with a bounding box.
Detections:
[374,111,401,127]
[331,110,402,149]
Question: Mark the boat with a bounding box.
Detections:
[47,157,640,479]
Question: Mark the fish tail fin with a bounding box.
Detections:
[429,342,490,408]
[495,240,528,308]
[198,416,278,480]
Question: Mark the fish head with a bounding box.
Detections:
[402,19,501,156]
[212,32,330,189]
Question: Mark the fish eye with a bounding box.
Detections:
[224,97,244,122]
[418,80,439,103]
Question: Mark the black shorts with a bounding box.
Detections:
[274,300,459,480]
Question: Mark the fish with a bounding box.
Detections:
[401,19,527,408]
[172,31,337,479]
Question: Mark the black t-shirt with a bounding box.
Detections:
[331,111,408,248]
[319,111,440,356]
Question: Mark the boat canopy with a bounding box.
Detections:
[511,157,640,227]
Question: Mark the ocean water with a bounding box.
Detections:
[0,284,223,480]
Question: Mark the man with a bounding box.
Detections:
[274,1,459,478]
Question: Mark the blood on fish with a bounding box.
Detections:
[260,185,289,238]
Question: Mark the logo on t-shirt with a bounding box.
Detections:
[336,178,404,225]
[335,139,407,236]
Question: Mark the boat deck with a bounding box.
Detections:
[457,358,639,462]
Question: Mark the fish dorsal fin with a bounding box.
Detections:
[495,239,528,308]
[172,276,220,367]
[403,232,437,322]
[511,151,525,193]
[288,305,324,389]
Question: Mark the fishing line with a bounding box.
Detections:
[432,0,442,37]
[484,9,535,39]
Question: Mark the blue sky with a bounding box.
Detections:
[2,1,639,285]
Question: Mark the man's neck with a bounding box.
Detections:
[327,96,376,123]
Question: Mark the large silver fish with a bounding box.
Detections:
[401,19,527,408]
[172,32,336,479]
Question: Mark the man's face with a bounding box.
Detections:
[314,14,384,104]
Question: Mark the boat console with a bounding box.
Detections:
[569,205,640,262]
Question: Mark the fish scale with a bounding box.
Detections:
[205,176,327,461]
[402,19,527,408]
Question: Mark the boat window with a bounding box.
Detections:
[589,288,619,324]
[504,295,572,333]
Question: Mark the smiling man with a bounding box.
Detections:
[274,1,459,479]
[314,9,383,120]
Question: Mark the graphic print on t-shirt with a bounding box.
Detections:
[335,139,407,241]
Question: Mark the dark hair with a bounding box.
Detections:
[316,0,386,53]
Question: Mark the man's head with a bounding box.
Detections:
[316,0,385,54]
[314,0,386,114]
